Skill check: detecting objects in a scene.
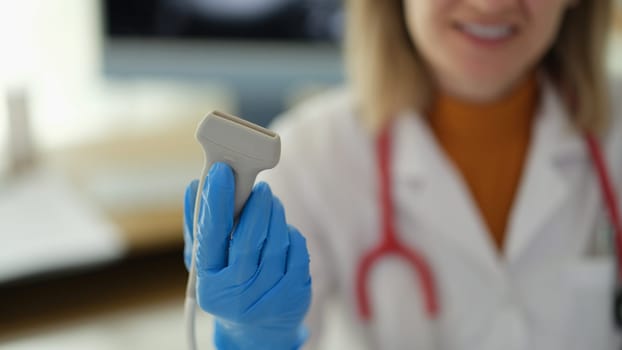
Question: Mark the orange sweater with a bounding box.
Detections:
[428,76,538,251]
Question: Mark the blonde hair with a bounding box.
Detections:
[346,1,614,134]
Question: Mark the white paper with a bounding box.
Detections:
[0,168,126,282]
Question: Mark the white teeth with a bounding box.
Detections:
[461,23,513,40]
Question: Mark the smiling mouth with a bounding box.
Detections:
[455,22,517,42]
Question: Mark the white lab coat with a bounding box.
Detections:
[258,78,622,350]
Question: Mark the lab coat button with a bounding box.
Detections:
[505,304,528,349]
[484,305,528,350]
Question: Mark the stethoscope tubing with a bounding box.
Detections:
[356,128,622,325]
[585,133,622,280]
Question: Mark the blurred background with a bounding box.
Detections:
[0,1,344,349]
[0,1,621,349]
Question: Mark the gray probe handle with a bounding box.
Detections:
[201,150,264,216]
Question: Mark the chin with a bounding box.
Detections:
[446,71,520,101]
[463,64,522,87]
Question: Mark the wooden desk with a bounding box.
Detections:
[0,249,187,342]
[48,120,204,254]
[1,121,202,339]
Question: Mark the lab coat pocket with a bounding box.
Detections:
[561,257,617,350]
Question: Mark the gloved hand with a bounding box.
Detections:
[184,163,312,350]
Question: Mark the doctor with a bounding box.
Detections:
[184,0,622,349]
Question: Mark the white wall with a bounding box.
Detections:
[0,0,101,146]
[0,0,233,157]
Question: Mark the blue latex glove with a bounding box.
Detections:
[184,163,312,350]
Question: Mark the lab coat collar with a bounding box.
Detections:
[504,79,587,261]
[390,79,586,271]
[392,110,501,272]
[392,79,585,183]
[391,111,433,184]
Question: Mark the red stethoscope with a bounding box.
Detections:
[355,126,622,326]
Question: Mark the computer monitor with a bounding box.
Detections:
[101,0,345,126]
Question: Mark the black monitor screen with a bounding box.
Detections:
[103,0,343,42]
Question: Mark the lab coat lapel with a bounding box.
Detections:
[392,113,499,274]
[505,82,586,262]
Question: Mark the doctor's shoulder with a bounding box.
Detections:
[266,86,372,177]
[258,86,374,222]
[256,86,370,253]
